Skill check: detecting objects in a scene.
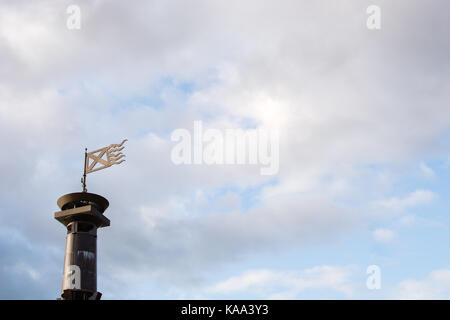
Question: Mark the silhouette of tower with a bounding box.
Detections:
[55,192,110,300]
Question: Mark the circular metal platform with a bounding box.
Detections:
[57,192,109,213]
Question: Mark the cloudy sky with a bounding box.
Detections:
[1,0,450,299]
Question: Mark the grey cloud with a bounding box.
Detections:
[1,0,449,298]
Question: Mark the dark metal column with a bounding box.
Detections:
[55,192,110,300]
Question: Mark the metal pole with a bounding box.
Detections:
[82,148,87,192]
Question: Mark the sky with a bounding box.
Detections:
[1,0,450,299]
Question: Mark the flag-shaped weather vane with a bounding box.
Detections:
[81,139,127,192]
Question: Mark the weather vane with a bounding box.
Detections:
[82,139,127,192]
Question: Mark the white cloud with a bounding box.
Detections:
[206,266,357,299]
[372,228,395,243]
[394,269,450,299]
[398,215,416,227]
[419,162,435,179]
[371,190,436,213]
